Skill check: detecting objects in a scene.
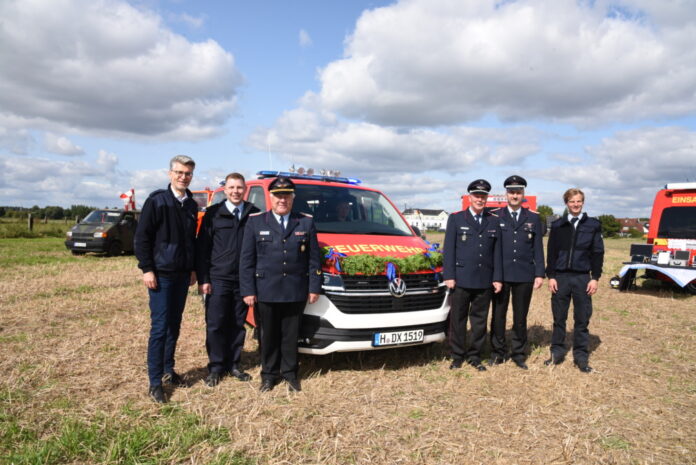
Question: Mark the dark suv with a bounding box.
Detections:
[65,209,139,256]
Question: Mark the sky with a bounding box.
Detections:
[1,0,695,217]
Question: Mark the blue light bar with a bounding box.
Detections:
[256,170,361,185]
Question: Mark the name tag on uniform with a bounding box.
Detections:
[460,226,470,230]
[295,231,306,235]
[500,223,506,228]
[260,231,270,235]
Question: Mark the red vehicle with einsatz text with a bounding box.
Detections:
[242,171,449,355]
[618,183,696,294]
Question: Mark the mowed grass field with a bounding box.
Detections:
[1,237,694,464]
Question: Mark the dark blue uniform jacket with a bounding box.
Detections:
[196,200,260,285]
[135,185,197,274]
[546,214,604,280]
[239,211,322,302]
[496,208,545,282]
[443,210,503,289]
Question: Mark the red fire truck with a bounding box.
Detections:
[618,183,696,294]
[461,193,537,212]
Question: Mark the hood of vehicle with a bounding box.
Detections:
[71,223,112,233]
[318,233,429,257]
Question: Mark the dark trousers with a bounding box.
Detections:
[205,280,247,374]
[550,272,593,363]
[449,287,492,364]
[147,272,189,387]
[491,281,533,362]
[256,301,305,381]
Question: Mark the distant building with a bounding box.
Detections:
[617,218,649,236]
[403,208,448,231]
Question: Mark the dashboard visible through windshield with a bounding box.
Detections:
[291,185,413,236]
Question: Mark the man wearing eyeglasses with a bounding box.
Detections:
[135,155,198,403]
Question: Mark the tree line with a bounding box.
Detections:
[0,205,96,221]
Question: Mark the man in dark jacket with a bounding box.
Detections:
[196,173,259,387]
[443,179,503,372]
[135,155,198,403]
[240,177,322,392]
[489,175,545,370]
[545,188,604,373]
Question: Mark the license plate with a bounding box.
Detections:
[74,242,86,247]
[373,329,424,347]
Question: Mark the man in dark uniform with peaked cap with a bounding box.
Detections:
[489,175,545,370]
[443,179,503,372]
[240,176,322,392]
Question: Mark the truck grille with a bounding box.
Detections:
[325,273,446,314]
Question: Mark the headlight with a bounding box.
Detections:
[94,232,107,238]
[66,231,72,237]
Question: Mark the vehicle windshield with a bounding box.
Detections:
[81,210,121,224]
[211,190,226,206]
[293,184,413,236]
[657,206,696,239]
[191,192,209,210]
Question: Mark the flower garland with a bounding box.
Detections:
[322,245,443,276]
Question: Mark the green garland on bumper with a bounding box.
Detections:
[322,246,443,275]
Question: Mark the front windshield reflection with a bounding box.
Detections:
[82,210,121,224]
[292,185,412,236]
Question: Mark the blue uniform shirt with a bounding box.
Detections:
[240,211,322,302]
[496,207,545,282]
[443,209,503,289]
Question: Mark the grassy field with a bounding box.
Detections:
[1,237,694,464]
[0,218,72,239]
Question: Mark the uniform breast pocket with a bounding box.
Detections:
[256,235,273,253]
[575,226,594,248]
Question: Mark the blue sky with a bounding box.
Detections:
[1,0,695,217]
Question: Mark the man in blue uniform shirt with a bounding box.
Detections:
[489,175,545,370]
[240,177,322,392]
[545,188,604,373]
[443,179,503,372]
[135,155,198,403]
[196,173,260,387]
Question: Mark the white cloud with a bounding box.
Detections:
[299,29,313,47]
[172,12,205,29]
[249,103,541,177]
[0,127,35,155]
[316,0,696,126]
[0,0,243,140]
[43,133,85,156]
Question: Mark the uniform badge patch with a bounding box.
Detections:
[295,231,306,235]
[301,244,306,252]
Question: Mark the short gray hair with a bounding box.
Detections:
[170,155,195,170]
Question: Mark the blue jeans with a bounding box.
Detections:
[147,272,190,386]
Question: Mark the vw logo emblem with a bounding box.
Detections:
[389,277,407,298]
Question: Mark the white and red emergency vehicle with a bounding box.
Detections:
[461,193,537,212]
[618,183,696,294]
[240,171,449,354]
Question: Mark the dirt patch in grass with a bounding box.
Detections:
[1,238,694,464]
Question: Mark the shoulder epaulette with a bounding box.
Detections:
[301,212,313,218]
[249,211,264,217]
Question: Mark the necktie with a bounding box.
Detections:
[571,217,579,227]
[280,215,285,231]
[475,214,481,225]
[511,211,518,225]
[233,207,239,220]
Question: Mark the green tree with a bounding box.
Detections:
[537,205,553,225]
[67,205,94,220]
[599,214,621,237]
[44,206,65,219]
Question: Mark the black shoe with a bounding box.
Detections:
[575,361,593,373]
[205,372,221,387]
[513,359,528,370]
[286,378,301,392]
[467,360,487,372]
[228,368,252,382]
[488,356,506,366]
[449,359,463,369]
[260,379,276,392]
[148,385,166,403]
[162,371,187,387]
[544,355,564,366]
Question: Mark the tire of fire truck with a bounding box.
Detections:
[685,281,696,295]
[107,240,122,257]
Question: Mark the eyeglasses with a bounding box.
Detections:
[171,170,193,178]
